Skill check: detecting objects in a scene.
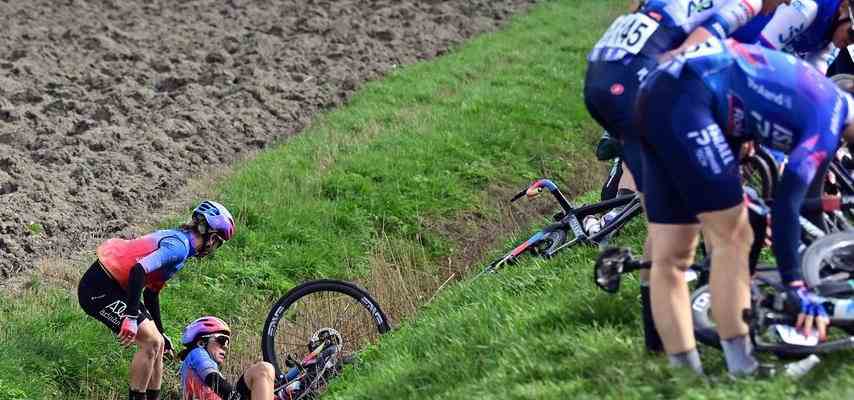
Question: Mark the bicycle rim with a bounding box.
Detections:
[801,232,854,287]
[262,280,391,392]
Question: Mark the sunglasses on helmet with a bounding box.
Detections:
[202,333,230,349]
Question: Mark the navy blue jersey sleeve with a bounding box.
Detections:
[772,132,838,283]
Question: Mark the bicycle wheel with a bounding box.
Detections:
[533,229,568,257]
[740,153,774,200]
[262,280,391,390]
[690,269,782,350]
[483,227,569,274]
[801,231,854,288]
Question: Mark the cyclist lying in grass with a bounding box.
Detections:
[77,201,235,400]
[179,316,289,400]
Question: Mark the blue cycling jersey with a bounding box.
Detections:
[588,0,762,63]
[735,0,843,70]
[656,37,854,282]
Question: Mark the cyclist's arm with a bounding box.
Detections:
[674,0,763,53]
[129,237,187,321]
[772,133,838,284]
[125,264,146,319]
[203,372,237,399]
[805,43,839,75]
[137,236,188,274]
[755,0,818,50]
[142,288,164,333]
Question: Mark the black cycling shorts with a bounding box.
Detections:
[78,260,151,334]
[584,56,657,191]
[235,375,251,399]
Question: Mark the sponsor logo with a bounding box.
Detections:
[687,123,734,175]
[751,111,793,150]
[728,93,746,137]
[360,297,384,326]
[746,77,792,109]
[778,23,805,47]
[99,300,128,326]
[610,83,624,96]
[91,294,106,301]
[687,0,714,17]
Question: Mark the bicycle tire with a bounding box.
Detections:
[753,146,780,189]
[740,153,774,200]
[262,279,391,380]
[800,231,854,288]
[690,270,782,350]
[535,229,568,257]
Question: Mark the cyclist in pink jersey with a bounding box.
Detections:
[77,200,236,400]
[178,316,299,400]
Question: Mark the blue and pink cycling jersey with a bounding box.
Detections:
[639,37,854,282]
[180,348,222,400]
[97,229,195,291]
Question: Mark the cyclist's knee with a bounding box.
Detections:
[136,324,163,353]
[247,361,275,382]
[652,246,695,272]
[704,214,753,252]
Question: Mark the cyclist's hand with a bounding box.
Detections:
[789,282,830,341]
[118,316,139,346]
[162,333,175,359]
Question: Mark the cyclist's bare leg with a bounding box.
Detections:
[244,361,276,400]
[698,205,752,339]
[698,204,757,374]
[146,334,165,392]
[129,320,164,391]
[648,222,701,354]
[618,162,637,193]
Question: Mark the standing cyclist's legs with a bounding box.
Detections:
[585,58,661,352]
[699,205,757,375]
[130,320,164,393]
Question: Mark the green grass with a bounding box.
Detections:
[0,0,603,398]
[3,0,852,399]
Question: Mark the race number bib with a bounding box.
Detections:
[593,13,660,56]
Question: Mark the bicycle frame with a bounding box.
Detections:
[483,179,643,274]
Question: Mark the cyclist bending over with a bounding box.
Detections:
[636,37,854,376]
[77,201,235,400]
[584,0,789,353]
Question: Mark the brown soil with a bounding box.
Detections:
[0,0,536,277]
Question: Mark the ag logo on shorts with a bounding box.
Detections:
[100,300,128,326]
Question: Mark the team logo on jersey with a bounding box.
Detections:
[751,110,794,150]
[687,0,714,17]
[727,93,746,137]
[747,77,792,109]
[610,83,625,96]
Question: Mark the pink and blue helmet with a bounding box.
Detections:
[181,316,231,346]
[193,200,235,241]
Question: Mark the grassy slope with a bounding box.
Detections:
[321,2,854,400]
[3,1,850,399]
[0,0,603,398]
